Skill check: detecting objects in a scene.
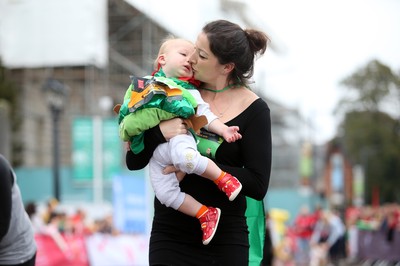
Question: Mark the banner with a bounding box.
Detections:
[357,230,400,261]
[34,234,89,266]
[72,117,94,181]
[85,234,149,266]
[72,117,121,181]
[34,233,149,266]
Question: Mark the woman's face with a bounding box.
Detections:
[190,32,223,85]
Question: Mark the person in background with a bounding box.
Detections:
[261,211,275,266]
[293,205,315,265]
[25,201,45,233]
[0,154,37,266]
[310,209,346,266]
[126,19,272,265]
[42,198,59,225]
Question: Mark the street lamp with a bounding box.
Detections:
[42,78,67,201]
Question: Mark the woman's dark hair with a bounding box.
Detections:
[202,19,270,86]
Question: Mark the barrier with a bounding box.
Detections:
[35,234,89,266]
[34,233,149,266]
[85,233,149,265]
[357,229,400,261]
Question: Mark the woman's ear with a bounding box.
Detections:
[223,62,235,74]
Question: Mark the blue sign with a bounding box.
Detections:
[113,172,149,234]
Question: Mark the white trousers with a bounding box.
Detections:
[149,132,208,210]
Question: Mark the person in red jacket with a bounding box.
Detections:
[293,205,315,265]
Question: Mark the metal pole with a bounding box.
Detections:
[52,106,61,201]
[93,116,103,203]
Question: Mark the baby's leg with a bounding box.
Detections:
[150,143,185,210]
[169,134,242,201]
[151,142,220,245]
[151,143,206,215]
[169,133,219,179]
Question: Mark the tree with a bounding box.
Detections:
[335,59,400,203]
[0,62,23,166]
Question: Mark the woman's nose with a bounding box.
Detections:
[189,51,196,63]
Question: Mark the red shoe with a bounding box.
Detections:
[217,173,242,201]
[198,207,221,245]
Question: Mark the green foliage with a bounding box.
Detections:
[337,59,400,203]
[336,59,400,114]
[0,66,17,102]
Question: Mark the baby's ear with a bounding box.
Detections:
[113,104,121,114]
[158,54,166,66]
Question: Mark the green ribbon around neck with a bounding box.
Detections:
[201,83,239,93]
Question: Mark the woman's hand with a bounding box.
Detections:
[163,165,186,182]
[159,118,187,141]
[125,142,131,151]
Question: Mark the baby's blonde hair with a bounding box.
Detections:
[153,35,193,71]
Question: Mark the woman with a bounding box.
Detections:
[126,19,272,265]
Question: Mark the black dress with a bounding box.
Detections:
[126,98,272,266]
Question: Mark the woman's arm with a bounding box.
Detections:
[126,125,165,170]
[126,118,188,170]
[218,102,272,200]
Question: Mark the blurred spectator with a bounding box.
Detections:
[46,212,69,252]
[269,208,295,265]
[293,205,315,265]
[356,205,381,230]
[269,208,290,247]
[261,211,274,266]
[379,203,399,242]
[25,201,46,233]
[274,228,296,266]
[42,198,59,225]
[310,209,346,266]
[312,204,323,222]
[94,214,119,235]
[70,208,91,235]
[346,211,359,262]
[0,154,37,265]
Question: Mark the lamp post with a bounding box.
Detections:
[42,78,67,201]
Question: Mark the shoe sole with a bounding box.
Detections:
[228,183,243,201]
[202,208,221,245]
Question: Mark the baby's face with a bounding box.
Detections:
[161,40,195,78]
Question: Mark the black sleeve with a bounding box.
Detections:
[126,125,167,170]
[218,102,272,200]
[0,155,13,241]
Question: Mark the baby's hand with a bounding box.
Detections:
[223,126,242,143]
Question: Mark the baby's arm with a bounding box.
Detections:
[208,118,242,143]
[192,90,241,143]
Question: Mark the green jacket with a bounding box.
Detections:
[118,70,198,154]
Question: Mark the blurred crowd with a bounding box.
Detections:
[23,199,400,265]
[267,203,400,266]
[24,199,118,252]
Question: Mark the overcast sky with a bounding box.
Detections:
[250,0,400,144]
